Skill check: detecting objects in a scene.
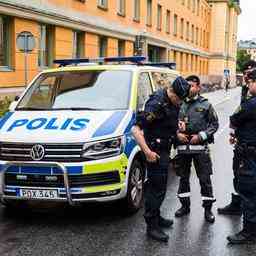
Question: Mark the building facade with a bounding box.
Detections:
[0,0,241,89]
[238,39,256,61]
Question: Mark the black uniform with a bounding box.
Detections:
[175,96,219,209]
[218,84,252,215]
[230,96,256,225]
[135,88,179,227]
[241,85,250,104]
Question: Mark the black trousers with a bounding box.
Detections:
[236,152,256,224]
[175,152,215,207]
[144,149,170,227]
[232,149,240,194]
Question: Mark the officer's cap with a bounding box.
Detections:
[171,76,191,100]
[243,60,256,72]
[247,69,256,81]
[186,75,200,85]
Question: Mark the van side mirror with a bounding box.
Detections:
[9,101,18,111]
[9,95,20,111]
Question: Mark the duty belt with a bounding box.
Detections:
[177,144,207,154]
[235,143,256,158]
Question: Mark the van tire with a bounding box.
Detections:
[123,159,145,214]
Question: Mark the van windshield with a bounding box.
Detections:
[17,70,132,111]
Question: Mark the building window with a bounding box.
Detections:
[191,24,194,43]
[157,4,162,31]
[38,24,54,68]
[186,21,189,41]
[187,0,191,9]
[117,0,125,16]
[73,31,85,58]
[118,40,125,56]
[203,30,206,48]
[99,36,107,57]
[180,18,184,39]
[0,15,11,68]
[166,10,170,34]
[147,0,152,26]
[180,52,183,71]
[173,14,178,36]
[206,31,209,48]
[196,27,199,45]
[197,0,200,16]
[98,0,108,9]
[134,0,140,22]
[192,0,196,13]
[200,28,202,46]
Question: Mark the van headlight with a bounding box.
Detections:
[82,136,125,160]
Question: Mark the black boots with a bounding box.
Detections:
[203,200,215,223]
[175,197,190,217]
[146,216,172,243]
[158,216,174,228]
[217,193,242,215]
[227,221,256,244]
[204,206,215,223]
[147,226,169,242]
[175,205,190,217]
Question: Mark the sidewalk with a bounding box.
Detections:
[202,87,241,106]
[0,87,25,99]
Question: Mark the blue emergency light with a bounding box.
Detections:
[53,56,147,67]
[142,62,176,70]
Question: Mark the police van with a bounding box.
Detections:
[0,56,178,213]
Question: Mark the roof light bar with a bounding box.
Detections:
[53,56,146,67]
[142,62,176,70]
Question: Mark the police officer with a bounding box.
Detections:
[217,60,256,216]
[174,75,219,223]
[132,76,190,242]
[227,69,256,244]
[241,60,256,104]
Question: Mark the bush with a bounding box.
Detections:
[0,97,12,117]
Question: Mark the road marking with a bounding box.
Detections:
[215,122,229,139]
[214,96,230,106]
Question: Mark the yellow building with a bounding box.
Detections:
[0,0,241,90]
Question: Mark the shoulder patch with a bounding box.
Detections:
[146,112,156,122]
[196,107,206,112]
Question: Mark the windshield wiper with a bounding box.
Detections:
[16,107,52,111]
[52,107,104,111]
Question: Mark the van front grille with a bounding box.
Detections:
[0,142,84,162]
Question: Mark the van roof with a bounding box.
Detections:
[42,64,179,75]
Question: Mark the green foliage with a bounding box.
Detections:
[228,0,235,8]
[236,49,252,72]
[0,97,12,117]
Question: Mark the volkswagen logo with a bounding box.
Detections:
[30,144,45,161]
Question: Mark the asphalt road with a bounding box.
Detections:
[0,88,255,256]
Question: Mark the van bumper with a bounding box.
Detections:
[0,155,128,205]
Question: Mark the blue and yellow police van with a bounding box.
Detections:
[0,57,178,213]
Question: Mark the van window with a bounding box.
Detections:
[17,70,132,111]
[137,72,153,111]
[152,72,176,89]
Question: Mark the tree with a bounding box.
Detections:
[236,49,251,72]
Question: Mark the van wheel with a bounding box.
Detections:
[124,160,145,214]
